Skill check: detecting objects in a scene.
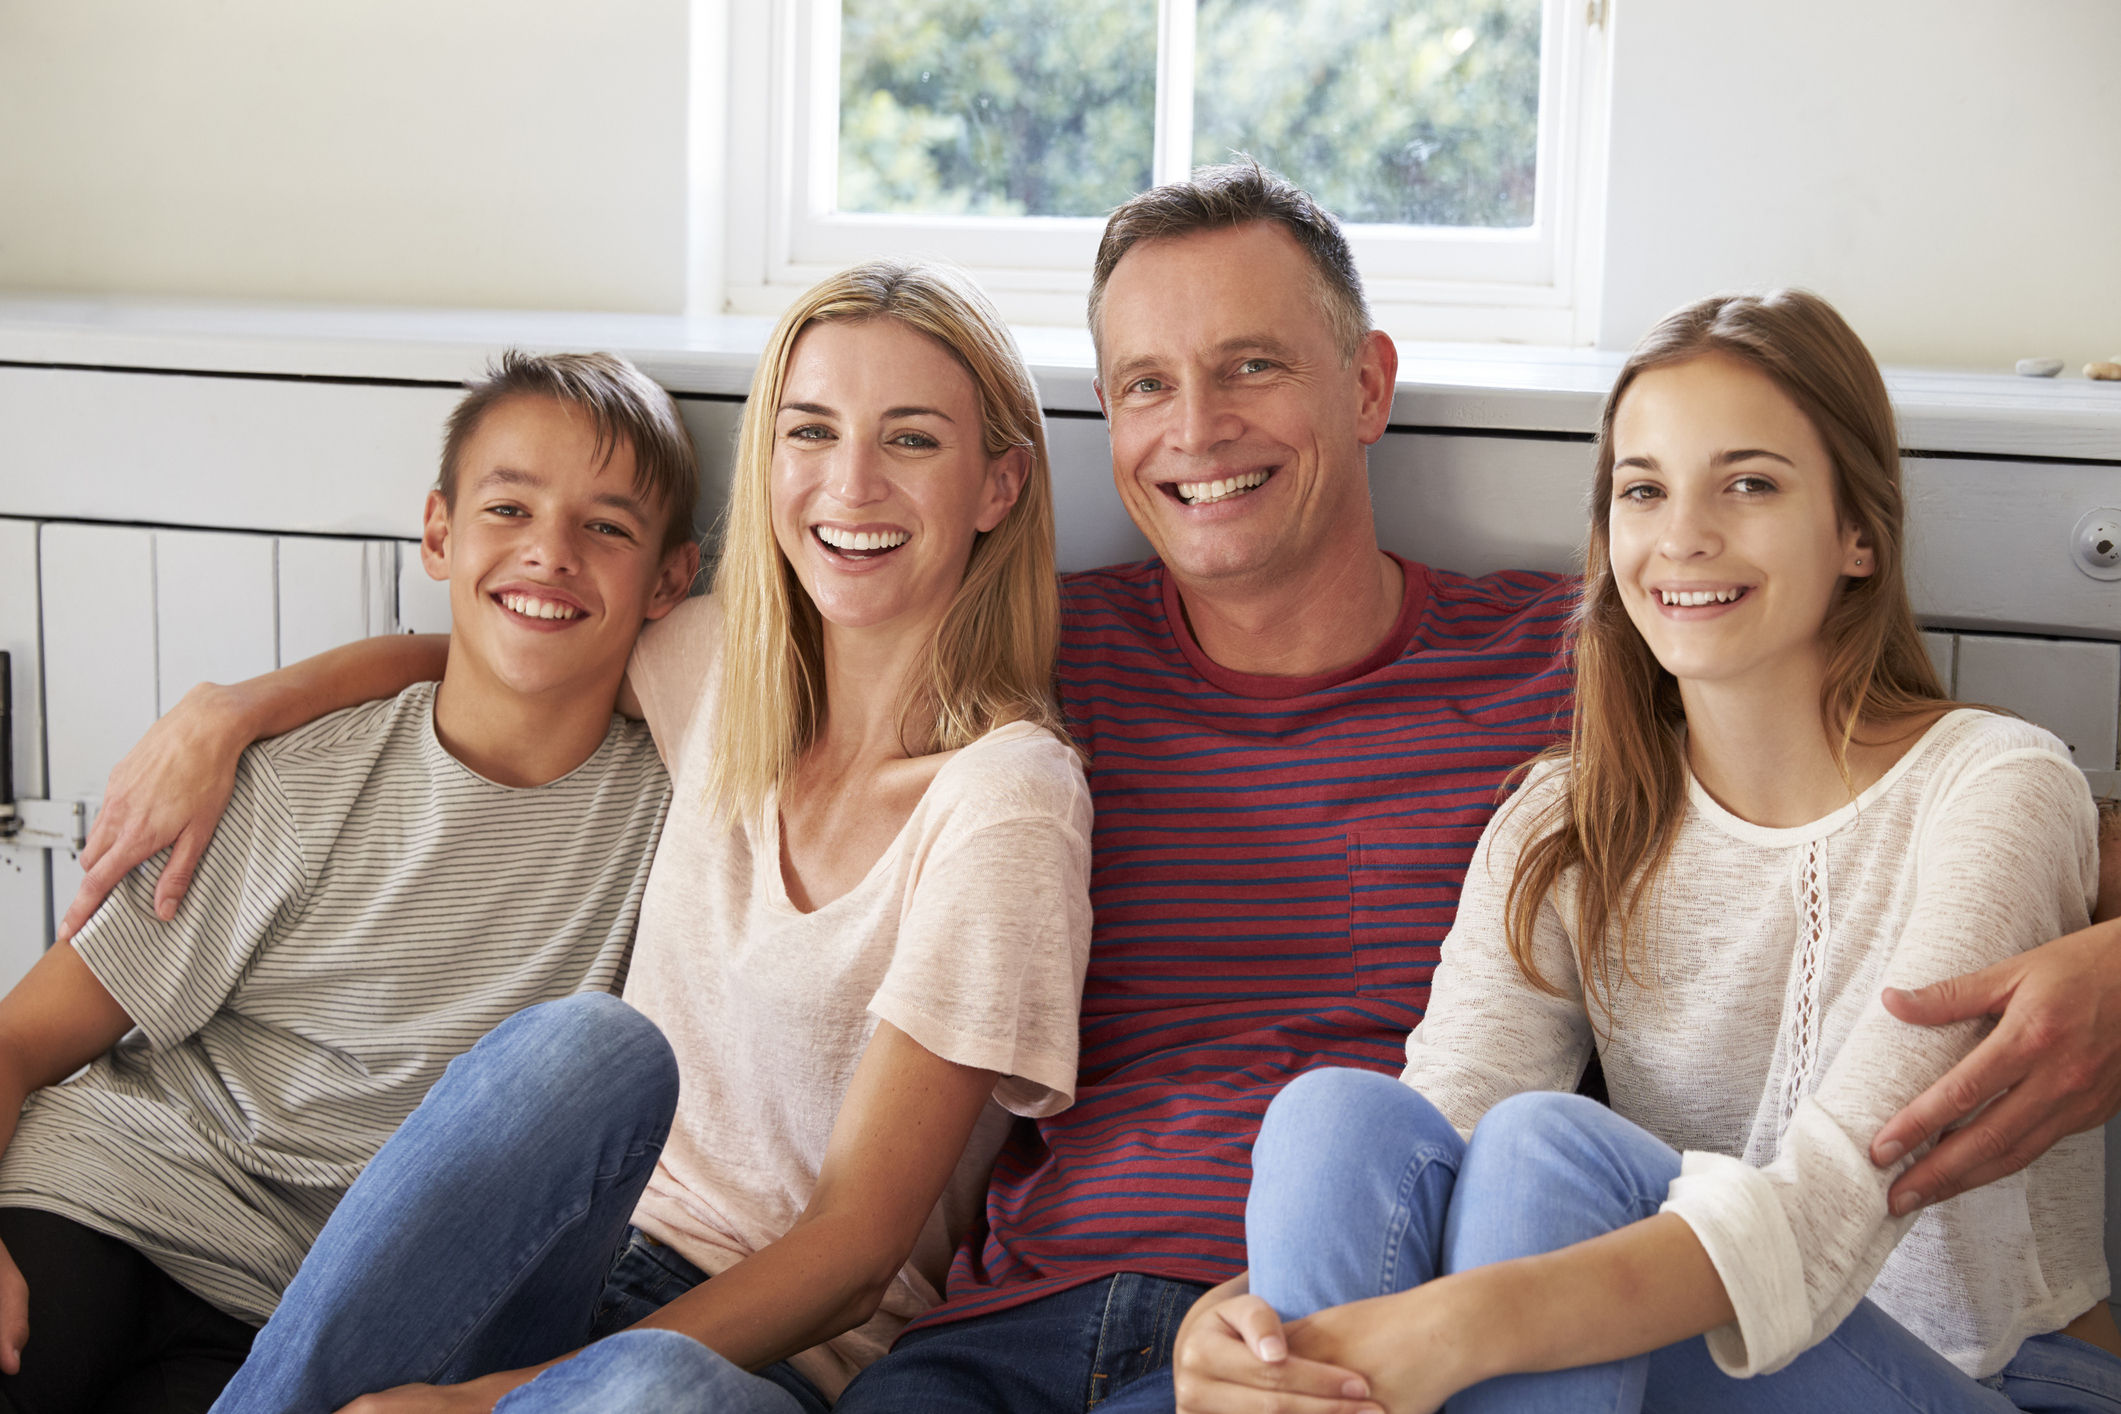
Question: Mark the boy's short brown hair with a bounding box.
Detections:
[439,350,699,553]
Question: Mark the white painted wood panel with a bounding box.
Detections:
[676,398,744,543]
[0,367,459,538]
[41,523,157,803]
[280,537,372,666]
[396,545,452,636]
[1956,634,2121,772]
[156,529,278,709]
[0,517,47,968]
[0,846,45,989]
[0,518,43,800]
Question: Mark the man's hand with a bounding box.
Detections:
[1871,915,2121,1212]
[56,682,250,942]
[1172,1275,1381,1414]
[0,1239,25,1376]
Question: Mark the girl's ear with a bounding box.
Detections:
[1842,520,1876,579]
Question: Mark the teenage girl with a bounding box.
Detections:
[1174,289,2121,1414]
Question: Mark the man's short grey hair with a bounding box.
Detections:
[1088,159,1372,365]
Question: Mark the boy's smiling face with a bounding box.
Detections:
[422,394,695,707]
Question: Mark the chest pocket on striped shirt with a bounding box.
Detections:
[1347,828,1474,999]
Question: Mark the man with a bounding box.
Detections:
[9,351,697,1411]
[65,168,2121,1412]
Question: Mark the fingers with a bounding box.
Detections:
[1888,1081,2085,1213]
[1878,956,2020,1029]
[56,849,130,944]
[151,827,214,922]
[1177,1298,1378,1414]
[1869,1024,2027,1168]
[0,1252,26,1377]
[1220,1293,1293,1363]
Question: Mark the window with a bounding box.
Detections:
[721,0,1609,343]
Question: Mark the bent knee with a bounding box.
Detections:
[1255,1067,1436,1176]
[471,994,679,1117]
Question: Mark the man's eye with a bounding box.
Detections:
[488,503,528,517]
[1238,358,1273,374]
[1128,377,1164,394]
[589,521,631,538]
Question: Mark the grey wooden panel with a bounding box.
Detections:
[0,367,457,538]
[1046,417,1153,573]
[1920,630,1956,694]
[1368,432,1593,578]
[1956,633,2121,772]
[676,398,744,542]
[156,529,278,709]
[1905,458,2121,641]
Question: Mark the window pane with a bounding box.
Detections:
[838,1,1155,218]
[1193,0,1541,228]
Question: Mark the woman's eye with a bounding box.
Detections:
[1617,482,1661,503]
[890,431,940,450]
[1732,475,1778,495]
[786,424,833,442]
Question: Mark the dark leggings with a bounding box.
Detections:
[0,1208,256,1414]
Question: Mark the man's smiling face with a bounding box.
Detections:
[1095,221,1386,591]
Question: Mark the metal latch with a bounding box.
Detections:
[0,799,88,852]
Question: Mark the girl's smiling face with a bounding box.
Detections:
[1607,352,1872,692]
[770,318,1026,638]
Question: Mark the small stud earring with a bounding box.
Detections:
[1854,557,1865,566]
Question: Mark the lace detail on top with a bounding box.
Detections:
[1780,839,1831,1133]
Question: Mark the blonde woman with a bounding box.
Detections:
[206,262,1093,1414]
[1175,291,2121,1413]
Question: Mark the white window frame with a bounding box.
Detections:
[718,0,1610,344]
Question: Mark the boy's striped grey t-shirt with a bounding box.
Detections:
[0,682,669,1325]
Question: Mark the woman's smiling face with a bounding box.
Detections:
[770,317,1025,638]
[1607,352,1872,692]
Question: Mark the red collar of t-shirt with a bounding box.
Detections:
[1157,552,1430,701]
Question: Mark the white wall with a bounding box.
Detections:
[0,0,692,313]
[1598,0,2121,370]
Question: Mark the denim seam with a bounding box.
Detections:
[422,1141,665,1381]
[1817,1321,1968,1413]
[1084,1276,1124,1411]
[1379,1142,1454,1296]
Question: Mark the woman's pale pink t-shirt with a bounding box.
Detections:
[621,595,1093,1397]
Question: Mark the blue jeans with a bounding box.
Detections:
[1248,1067,2121,1413]
[833,1272,1208,1412]
[212,994,824,1414]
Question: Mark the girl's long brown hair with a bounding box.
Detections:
[1504,290,1952,1019]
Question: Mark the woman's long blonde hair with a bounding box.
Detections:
[1504,289,1952,1019]
[705,259,1065,821]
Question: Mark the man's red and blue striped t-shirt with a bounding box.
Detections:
[920,553,1577,1327]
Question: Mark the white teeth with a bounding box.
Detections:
[1174,470,1270,505]
[1659,588,1743,607]
[815,526,911,552]
[500,592,582,620]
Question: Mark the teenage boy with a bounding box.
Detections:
[0,351,698,1412]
